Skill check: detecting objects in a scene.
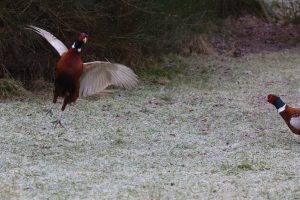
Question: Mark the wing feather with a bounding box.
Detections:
[79,61,138,97]
[25,25,68,56]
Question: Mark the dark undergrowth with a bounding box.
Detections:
[0,0,271,90]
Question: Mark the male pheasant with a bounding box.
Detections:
[268,94,300,135]
[26,26,138,127]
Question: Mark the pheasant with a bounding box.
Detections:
[268,94,300,135]
[26,25,138,127]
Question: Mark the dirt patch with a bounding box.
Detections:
[211,15,300,56]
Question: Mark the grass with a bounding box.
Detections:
[0,78,30,98]
[138,55,187,83]
[112,138,126,146]
[220,159,268,174]
[2,49,300,199]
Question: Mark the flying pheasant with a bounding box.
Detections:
[26,25,138,127]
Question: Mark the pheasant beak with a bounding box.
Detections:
[83,37,87,43]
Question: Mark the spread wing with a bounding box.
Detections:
[25,25,68,56]
[79,61,138,97]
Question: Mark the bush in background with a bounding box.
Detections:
[0,0,267,86]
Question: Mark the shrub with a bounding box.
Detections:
[0,0,267,85]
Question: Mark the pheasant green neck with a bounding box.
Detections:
[71,41,84,52]
[274,96,286,112]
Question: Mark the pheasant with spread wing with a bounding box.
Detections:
[26,26,138,127]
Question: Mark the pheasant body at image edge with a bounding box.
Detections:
[268,94,300,135]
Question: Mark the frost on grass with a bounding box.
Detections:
[2,50,300,199]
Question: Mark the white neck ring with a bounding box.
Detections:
[278,104,286,113]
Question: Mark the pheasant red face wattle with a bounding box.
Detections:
[267,94,276,104]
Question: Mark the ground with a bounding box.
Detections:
[1,48,300,199]
[211,15,300,57]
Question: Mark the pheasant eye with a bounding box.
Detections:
[83,37,87,43]
[78,33,88,43]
